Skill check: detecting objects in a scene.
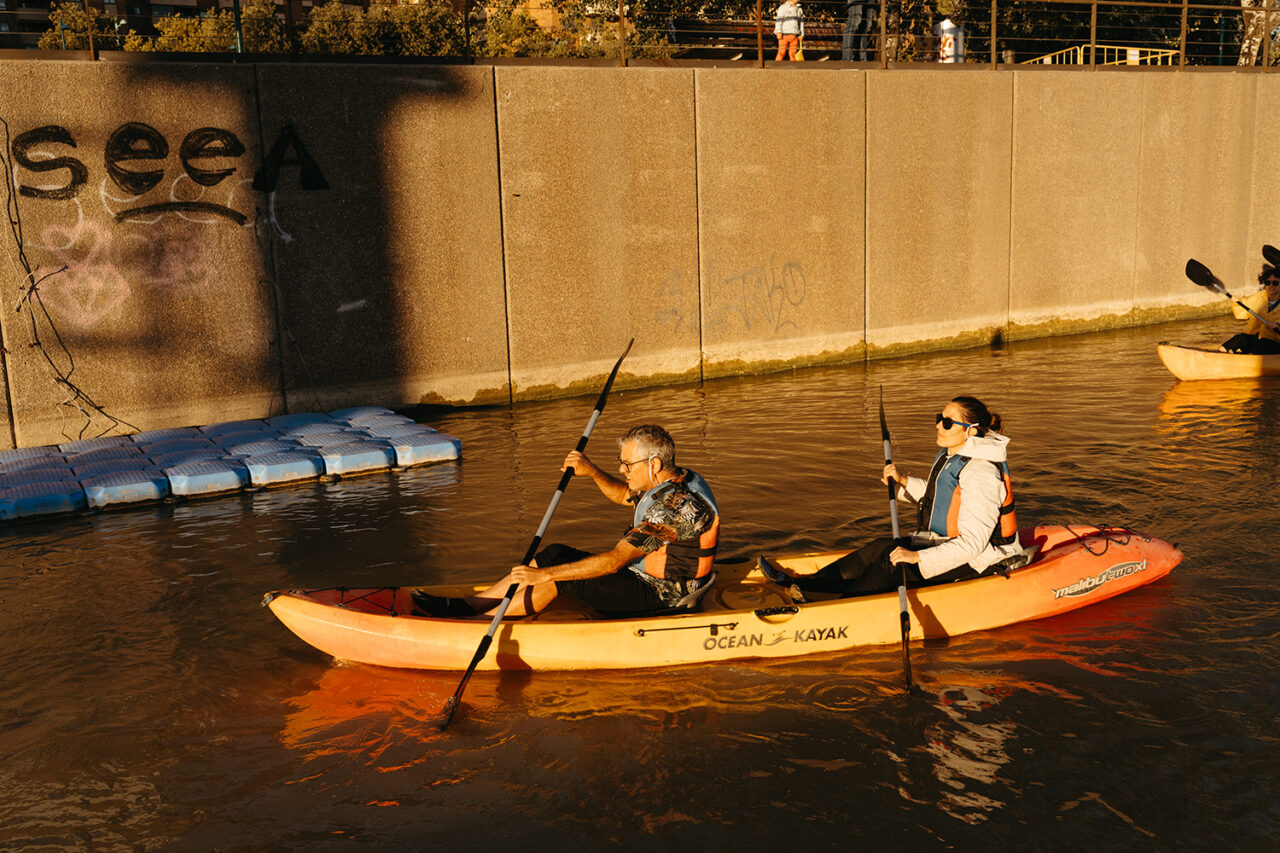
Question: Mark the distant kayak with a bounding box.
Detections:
[264,525,1180,672]
[1157,342,1280,381]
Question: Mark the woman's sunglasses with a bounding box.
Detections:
[936,413,977,430]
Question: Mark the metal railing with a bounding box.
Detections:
[1026,44,1181,64]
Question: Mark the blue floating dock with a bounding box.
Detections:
[383,432,462,467]
[165,460,250,496]
[316,441,396,476]
[0,446,61,463]
[242,450,325,486]
[0,456,69,475]
[71,460,147,479]
[226,439,298,457]
[82,470,170,509]
[0,481,88,519]
[68,446,144,467]
[58,435,134,453]
[3,467,77,486]
[0,408,460,521]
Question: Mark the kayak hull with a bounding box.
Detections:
[265,525,1180,672]
[1157,342,1280,380]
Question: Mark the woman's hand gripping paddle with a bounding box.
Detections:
[437,339,634,730]
[879,388,912,690]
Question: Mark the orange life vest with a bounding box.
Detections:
[630,469,720,582]
[917,452,1017,547]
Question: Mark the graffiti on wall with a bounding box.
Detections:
[9,122,327,328]
[707,254,807,335]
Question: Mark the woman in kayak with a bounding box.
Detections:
[1220,264,1280,355]
[767,396,1028,598]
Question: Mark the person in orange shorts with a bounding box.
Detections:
[774,0,804,60]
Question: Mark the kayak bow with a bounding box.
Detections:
[1157,343,1280,381]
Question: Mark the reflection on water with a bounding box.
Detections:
[922,684,1016,824]
[2,314,1279,848]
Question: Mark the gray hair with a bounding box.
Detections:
[619,424,676,470]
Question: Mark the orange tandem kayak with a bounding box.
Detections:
[264,525,1180,672]
[1157,342,1280,381]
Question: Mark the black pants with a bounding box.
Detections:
[1221,333,1280,354]
[791,536,979,597]
[534,543,669,614]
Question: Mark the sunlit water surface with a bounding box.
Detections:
[2,315,1277,849]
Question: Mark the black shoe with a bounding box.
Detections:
[411,590,477,618]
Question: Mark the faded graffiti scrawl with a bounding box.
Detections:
[8,121,328,327]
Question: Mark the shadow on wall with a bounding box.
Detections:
[255,65,513,416]
[0,61,478,448]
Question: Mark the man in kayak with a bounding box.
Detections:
[415,424,719,618]
[765,396,1027,598]
[1220,265,1280,354]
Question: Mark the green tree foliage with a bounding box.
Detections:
[119,0,290,52]
[360,0,465,56]
[297,0,462,56]
[131,9,235,51]
[477,0,560,56]
[299,0,364,53]
[38,2,124,51]
[538,0,676,58]
[242,0,295,53]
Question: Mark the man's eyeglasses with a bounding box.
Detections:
[936,413,977,430]
[618,456,652,471]
[1265,279,1280,286]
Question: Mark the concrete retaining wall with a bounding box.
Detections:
[0,59,1267,448]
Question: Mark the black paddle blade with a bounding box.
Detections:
[1264,245,1280,267]
[878,386,889,443]
[436,696,460,730]
[1185,258,1222,290]
[591,338,634,412]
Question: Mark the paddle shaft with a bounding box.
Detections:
[1216,288,1275,330]
[879,390,912,689]
[1186,258,1279,332]
[438,339,633,729]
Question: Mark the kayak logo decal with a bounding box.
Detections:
[701,625,848,651]
[1052,559,1148,599]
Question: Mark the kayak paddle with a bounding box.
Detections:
[879,387,911,690]
[1185,258,1279,333]
[1263,244,1280,267]
[437,338,634,730]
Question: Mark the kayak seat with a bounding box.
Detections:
[603,573,719,619]
[673,572,717,610]
[986,546,1038,577]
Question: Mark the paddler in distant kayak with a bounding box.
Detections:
[1219,264,1280,355]
[766,396,1027,598]
[415,424,719,618]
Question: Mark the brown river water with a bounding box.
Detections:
[2,314,1277,850]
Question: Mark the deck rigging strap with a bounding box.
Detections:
[635,621,739,636]
[1064,525,1132,557]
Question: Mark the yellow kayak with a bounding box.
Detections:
[265,525,1179,672]
[1157,342,1280,381]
